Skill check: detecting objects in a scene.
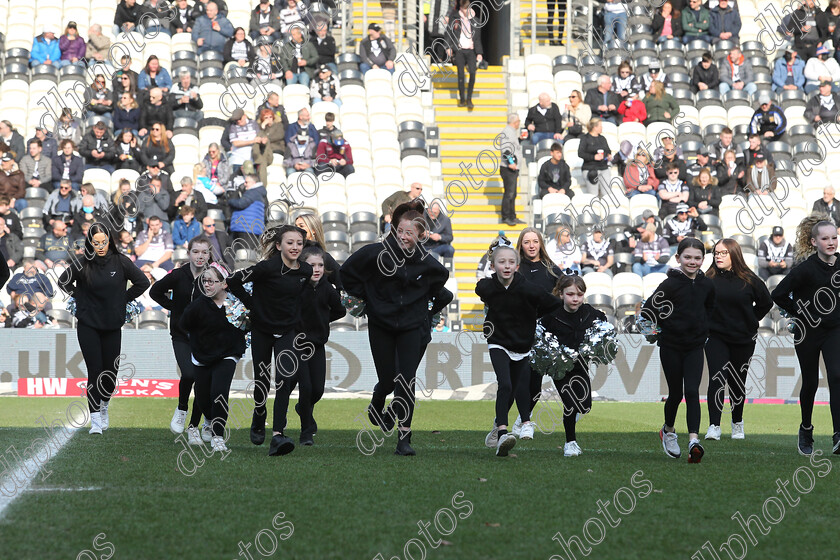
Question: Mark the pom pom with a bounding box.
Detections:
[579,320,618,366]
[530,322,580,380]
[243,282,253,296]
[341,291,366,318]
[125,300,143,323]
[66,297,77,317]
[635,298,661,343]
[224,293,251,331]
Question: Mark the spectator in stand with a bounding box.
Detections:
[174,179,208,224]
[804,45,840,93]
[716,148,746,195]
[79,182,109,212]
[30,24,63,68]
[114,129,142,172]
[0,122,25,164]
[422,201,455,258]
[135,216,175,271]
[85,24,110,63]
[79,122,116,173]
[561,90,591,141]
[253,42,284,83]
[228,174,266,248]
[285,107,319,143]
[581,226,615,276]
[718,47,757,95]
[688,167,721,215]
[546,227,581,273]
[142,0,174,36]
[602,0,628,42]
[653,1,682,43]
[310,64,341,106]
[278,0,303,35]
[37,220,73,267]
[250,0,282,43]
[772,48,805,92]
[114,0,145,36]
[172,206,201,248]
[632,224,670,276]
[708,127,740,164]
[109,181,143,237]
[0,154,25,212]
[813,186,840,225]
[585,75,620,125]
[686,148,717,181]
[51,140,84,192]
[170,71,204,121]
[224,27,256,70]
[192,0,228,19]
[315,129,354,178]
[280,26,318,86]
[757,225,793,280]
[192,1,234,55]
[71,194,110,237]
[623,149,659,197]
[657,162,689,218]
[681,0,711,43]
[709,0,740,45]
[525,93,563,145]
[611,61,638,100]
[137,177,172,233]
[20,139,52,190]
[537,143,572,198]
[42,180,79,227]
[313,23,338,73]
[804,80,840,125]
[140,164,175,201]
[139,88,174,138]
[381,183,424,231]
[827,0,840,39]
[0,196,22,241]
[87,75,114,117]
[663,202,706,256]
[259,92,290,129]
[6,260,52,302]
[578,117,612,197]
[318,112,341,143]
[113,61,139,101]
[256,107,286,157]
[691,52,720,93]
[139,124,175,174]
[790,0,828,60]
[28,127,58,161]
[0,212,22,269]
[360,23,396,74]
[284,129,317,176]
[58,22,86,69]
[228,109,263,175]
[653,132,686,181]
[170,0,196,34]
[138,55,173,93]
[749,93,787,141]
[745,151,776,197]
[643,81,679,125]
[201,217,235,270]
[617,91,647,123]
[202,143,233,191]
[498,114,525,225]
[53,109,83,147]
[635,60,670,99]
[447,0,483,110]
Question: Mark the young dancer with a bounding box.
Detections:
[477,239,564,456]
[179,262,247,453]
[294,245,347,446]
[341,199,450,456]
[704,238,772,441]
[294,212,342,290]
[541,274,607,456]
[641,238,715,462]
[227,225,312,456]
[771,217,840,455]
[59,223,150,434]
[150,236,212,444]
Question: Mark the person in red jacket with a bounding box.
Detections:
[315,130,355,178]
[623,150,659,197]
[617,92,647,123]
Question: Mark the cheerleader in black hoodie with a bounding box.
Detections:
[180,263,247,454]
[294,213,342,290]
[476,240,564,457]
[641,238,715,463]
[771,217,840,456]
[704,239,772,441]
[151,236,211,443]
[59,223,150,434]
[541,274,607,456]
[341,200,450,456]
[227,225,312,457]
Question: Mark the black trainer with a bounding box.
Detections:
[395,430,416,456]
[833,432,840,455]
[688,440,705,464]
[300,432,314,446]
[798,424,814,456]
[250,411,266,446]
[268,433,295,456]
[367,403,395,432]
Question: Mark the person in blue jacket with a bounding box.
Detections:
[749,93,787,142]
[30,25,64,68]
[228,173,266,249]
[172,206,202,248]
[191,0,234,55]
[709,0,741,45]
[771,48,806,92]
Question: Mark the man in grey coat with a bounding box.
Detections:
[498,114,525,226]
[359,23,396,74]
[19,139,52,190]
[191,1,234,55]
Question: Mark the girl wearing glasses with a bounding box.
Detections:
[227,225,312,457]
[58,223,150,435]
[704,239,772,442]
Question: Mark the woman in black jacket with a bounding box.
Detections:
[704,239,772,442]
[652,0,683,42]
[341,200,450,456]
[58,223,150,434]
[716,149,747,195]
[139,125,176,174]
[223,27,256,69]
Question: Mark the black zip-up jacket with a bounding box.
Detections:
[641,268,716,349]
[180,294,247,364]
[708,269,772,344]
[578,133,611,171]
[519,258,564,294]
[690,63,720,93]
[304,239,342,290]
[298,276,346,346]
[59,251,149,330]
[114,0,144,27]
[541,303,607,374]
[476,272,564,353]
[525,102,563,134]
[227,254,313,335]
[771,252,840,331]
[341,235,450,331]
[149,264,202,342]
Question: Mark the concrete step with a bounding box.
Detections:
[452,222,530,232]
[433,97,508,106]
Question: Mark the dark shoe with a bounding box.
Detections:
[466,99,474,110]
[503,219,517,226]
[798,424,814,456]
[250,411,266,446]
[687,439,704,463]
[511,218,527,225]
[457,99,466,107]
[268,433,295,456]
[833,432,840,455]
[395,430,416,456]
[367,403,395,432]
[300,433,314,446]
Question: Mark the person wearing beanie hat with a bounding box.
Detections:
[315,129,354,178]
[29,24,63,68]
[772,48,806,92]
[757,225,792,280]
[663,202,707,255]
[749,94,787,142]
[804,44,840,93]
[360,22,396,74]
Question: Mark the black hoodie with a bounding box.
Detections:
[641,268,716,349]
[298,276,346,346]
[476,272,564,353]
[708,269,773,344]
[341,235,450,331]
[771,252,840,331]
[519,258,564,294]
[304,239,342,290]
[541,303,607,375]
[149,264,202,342]
[179,294,246,364]
[59,252,149,330]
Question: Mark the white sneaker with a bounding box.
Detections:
[519,421,535,440]
[211,435,229,454]
[187,426,203,446]
[511,415,523,437]
[484,422,499,448]
[705,425,721,441]
[564,441,582,457]
[201,420,212,443]
[170,409,187,434]
[99,401,109,431]
[731,421,745,440]
[89,412,103,435]
[660,425,680,459]
[496,433,516,457]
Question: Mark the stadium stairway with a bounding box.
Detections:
[432,64,528,317]
[520,0,566,52]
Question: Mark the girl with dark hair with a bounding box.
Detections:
[771,216,840,456]
[227,225,312,457]
[151,236,213,443]
[341,199,450,456]
[704,238,772,441]
[641,237,715,462]
[58,223,150,434]
[294,212,342,290]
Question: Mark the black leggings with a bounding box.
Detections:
[454,48,477,102]
[194,358,237,437]
[553,367,593,442]
[490,348,531,428]
[660,345,705,434]
[368,323,424,429]
[705,337,756,426]
[510,366,542,417]
[293,343,326,436]
[794,326,840,432]
[173,339,203,428]
[77,324,122,413]
[250,329,300,433]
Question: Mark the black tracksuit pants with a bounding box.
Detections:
[77,324,122,413]
[660,345,705,434]
[794,325,840,432]
[368,323,424,429]
[173,339,204,428]
[705,336,756,426]
[250,329,300,433]
[490,348,531,428]
[194,358,237,437]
